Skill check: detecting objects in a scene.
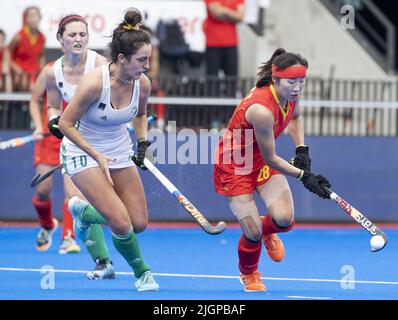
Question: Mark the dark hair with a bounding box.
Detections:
[256,48,308,87]
[57,14,88,40]
[140,25,153,36]
[0,29,5,38]
[107,8,151,63]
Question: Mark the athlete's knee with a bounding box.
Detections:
[273,214,295,228]
[107,209,132,235]
[270,216,296,235]
[130,206,148,233]
[132,220,148,233]
[35,189,51,201]
[109,221,133,235]
[35,181,52,200]
[242,224,262,242]
[229,199,262,241]
[239,215,263,242]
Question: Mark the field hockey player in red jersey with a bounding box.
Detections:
[214,48,331,292]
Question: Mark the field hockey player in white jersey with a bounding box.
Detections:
[58,9,159,291]
[44,14,117,280]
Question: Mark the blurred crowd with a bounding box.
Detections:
[1,6,44,93]
[0,1,246,97]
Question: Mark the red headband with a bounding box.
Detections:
[272,65,307,78]
[59,15,87,30]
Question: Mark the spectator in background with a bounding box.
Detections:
[9,6,45,91]
[141,25,160,92]
[156,19,189,75]
[0,29,12,92]
[203,0,245,97]
[141,24,165,130]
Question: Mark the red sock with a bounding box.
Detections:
[261,215,295,236]
[238,235,262,274]
[32,195,54,230]
[62,200,75,239]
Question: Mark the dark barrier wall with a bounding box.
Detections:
[1,130,397,222]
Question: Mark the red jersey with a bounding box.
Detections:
[215,85,297,175]
[11,27,45,73]
[34,92,63,166]
[33,94,67,166]
[203,0,243,47]
[34,61,67,166]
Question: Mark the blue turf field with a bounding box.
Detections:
[0,225,397,300]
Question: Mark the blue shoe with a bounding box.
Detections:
[135,271,159,292]
[68,196,90,241]
[87,259,115,280]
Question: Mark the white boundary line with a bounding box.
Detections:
[286,295,331,300]
[1,266,398,286]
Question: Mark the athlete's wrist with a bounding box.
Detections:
[296,169,305,180]
[92,151,103,162]
[49,114,60,121]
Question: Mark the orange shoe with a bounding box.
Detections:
[263,233,285,262]
[36,218,59,252]
[239,271,266,292]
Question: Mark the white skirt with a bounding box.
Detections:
[60,139,135,176]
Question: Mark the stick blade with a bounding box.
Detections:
[370,231,388,253]
[203,221,227,235]
[30,173,41,187]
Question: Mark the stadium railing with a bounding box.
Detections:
[1,75,398,136]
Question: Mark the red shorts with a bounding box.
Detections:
[213,164,281,196]
[33,136,61,166]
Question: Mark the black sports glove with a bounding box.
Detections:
[47,116,63,139]
[299,170,331,199]
[291,145,311,171]
[132,139,152,170]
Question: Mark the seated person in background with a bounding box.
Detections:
[9,6,45,91]
[0,29,12,92]
[141,25,160,92]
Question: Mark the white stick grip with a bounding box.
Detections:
[143,158,178,194]
[323,185,338,200]
[329,192,338,200]
[142,157,226,235]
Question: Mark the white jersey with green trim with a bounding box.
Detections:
[60,64,140,175]
[53,49,97,103]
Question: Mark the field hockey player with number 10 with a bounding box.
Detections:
[58,8,159,292]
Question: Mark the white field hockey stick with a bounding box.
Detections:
[324,186,388,252]
[143,158,227,235]
[0,133,51,151]
[29,115,156,187]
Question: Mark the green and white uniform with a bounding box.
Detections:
[54,49,97,104]
[54,49,97,175]
[61,64,140,176]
